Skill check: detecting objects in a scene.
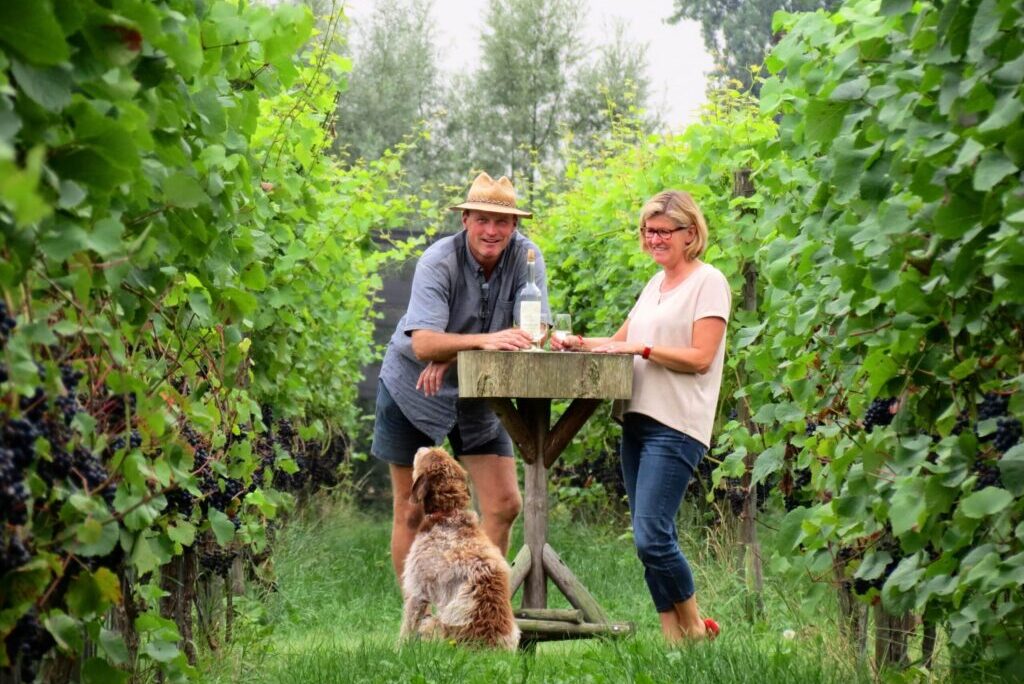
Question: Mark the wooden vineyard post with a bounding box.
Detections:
[921,619,937,669]
[874,605,913,670]
[833,556,868,660]
[159,551,199,665]
[732,169,764,616]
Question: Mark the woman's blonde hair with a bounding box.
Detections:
[637,190,708,261]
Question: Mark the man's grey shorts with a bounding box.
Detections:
[370,380,514,466]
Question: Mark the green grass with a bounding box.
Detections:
[201,495,883,683]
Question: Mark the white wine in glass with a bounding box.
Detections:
[551,313,572,349]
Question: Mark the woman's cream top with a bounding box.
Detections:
[614,262,732,448]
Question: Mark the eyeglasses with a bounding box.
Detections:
[641,226,691,240]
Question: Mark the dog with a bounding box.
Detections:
[399,446,520,650]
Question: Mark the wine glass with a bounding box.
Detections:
[551,313,572,350]
[528,322,548,351]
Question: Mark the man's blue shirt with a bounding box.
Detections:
[379,230,550,447]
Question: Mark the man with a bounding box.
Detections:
[372,172,550,581]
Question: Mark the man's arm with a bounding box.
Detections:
[410,328,534,362]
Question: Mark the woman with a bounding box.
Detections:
[554,190,731,642]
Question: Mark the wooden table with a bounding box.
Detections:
[457,350,634,645]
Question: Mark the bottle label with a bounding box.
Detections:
[520,301,541,337]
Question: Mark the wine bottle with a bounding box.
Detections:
[518,249,543,350]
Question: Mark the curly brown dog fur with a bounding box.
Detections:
[399,447,520,650]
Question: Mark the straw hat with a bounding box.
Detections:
[449,172,532,218]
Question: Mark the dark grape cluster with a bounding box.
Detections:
[805,419,819,436]
[978,392,1009,421]
[59,363,84,392]
[725,481,746,516]
[199,545,237,577]
[972,392,1021,453]
[835,545,857,565]
[973,460,1002,490]
[302,440,347,490]
[0,300,16,346]
[204,477,244,513]
[1,435,32,526]
[551,450,626,505]
[782,468,812,511]
[3,610,54,682]
[165,485,196,515]
[993,417,1021,453]
[863,398,897,432]
[277,418,295,442]
[952,410,970,436]
[1,531,31,576]
[37,444,75,486]
[72,447,115,506]
[56,394,79,425]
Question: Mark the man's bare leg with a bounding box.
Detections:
[389,463,422,582]
[459,454,521,555]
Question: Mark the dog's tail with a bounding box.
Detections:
[458,562,520,650]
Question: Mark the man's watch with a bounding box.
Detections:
[641,342,653,360]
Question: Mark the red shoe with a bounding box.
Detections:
[703,618,720,639]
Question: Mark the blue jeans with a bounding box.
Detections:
[620,413,706,613]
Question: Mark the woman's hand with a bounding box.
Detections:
[551,333,584,351]
[592,340,641,355]
[416,359,453,396]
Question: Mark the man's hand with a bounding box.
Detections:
[416,360,453,396]
[480,328,534,351]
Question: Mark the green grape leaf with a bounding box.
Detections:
[82,657,129,684]
[167,521,196,546]
[98,628,130,665]
[829,76,870,102]
[143,640,180,663]
[73,517,120,557]
[805,100,848,145]
[973,152,1017,191]
[978,92,1023,134]
[752,443,785,486]
[998,444,1024,496]
[889,477,926,535]
[9,60,72,112]
[960,487,1014,518]
[208,508,236,545]
[44,612,84,653]
[163,173,208,208]
[0,1,69,66]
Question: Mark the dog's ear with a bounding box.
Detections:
[411,472,430,504]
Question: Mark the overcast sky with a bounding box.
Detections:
[340,0,714,130]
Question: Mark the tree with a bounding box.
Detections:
[563,20,656,156]
[333,0,441,185]
[668,0,842,94]
[473,0,586,198]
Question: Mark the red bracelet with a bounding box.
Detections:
[641,343,652,360]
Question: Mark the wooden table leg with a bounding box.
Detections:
[488,395,633,643]
[519,398,550,609]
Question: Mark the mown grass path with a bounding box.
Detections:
[203,499,869,683]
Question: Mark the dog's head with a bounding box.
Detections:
[410,447,471,514]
